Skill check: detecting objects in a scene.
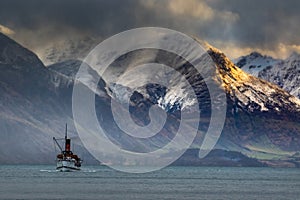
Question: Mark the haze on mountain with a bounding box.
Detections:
[0,32,300,167]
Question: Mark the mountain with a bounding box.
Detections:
[259,52,300,99]
[48,59,82,78]
[235,52,281,77]
[235,52,300,99]
[207,47,300,162]
[235,52,280,76]
[1,32,300,167]
[0,33,97,164]
[66,45,300,166]
[173,149,265,167]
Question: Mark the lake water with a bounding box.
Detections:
[0,165,299,200]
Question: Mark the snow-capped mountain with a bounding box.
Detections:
[73,45,300,155]
[235,52,280,76]
[207,47,300,154]
[259,52,300,99]
[1,32,300,166]
[210,47,300,114]
[235,52,300,99]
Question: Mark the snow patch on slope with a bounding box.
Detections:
[235,52,280,76]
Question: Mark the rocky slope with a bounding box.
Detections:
[1,32,300,167]
[236,52,300,99]
[207,47,300,161]
[0,33,97,164]
[235,52,280,76]
[67,45,300,164]
[259,52,300,99]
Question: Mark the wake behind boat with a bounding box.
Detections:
[53,124,82,172]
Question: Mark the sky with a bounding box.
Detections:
[0,0,299,62]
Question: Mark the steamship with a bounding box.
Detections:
[53,124,82,172]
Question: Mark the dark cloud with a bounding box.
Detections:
[0,0,143,37]
[0,0,299,59]
[207,0,300,47]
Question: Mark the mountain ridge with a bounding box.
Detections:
[0,33,299,167]
[235,51,300,99]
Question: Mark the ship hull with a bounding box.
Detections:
[56,160,81,172]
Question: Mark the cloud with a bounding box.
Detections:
[211,40,300,59]
[168,0,214,20]
[0,24,14,35]
[271,43,300,59]
[0,0,299,61]
[207,0,300,47]
[166,0,238,23]
[142,0,300,59]
[141,0,239,30]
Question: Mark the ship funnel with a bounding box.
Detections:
[65,138,71,152]
[65,123,71,152]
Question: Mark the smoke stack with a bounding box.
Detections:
[65,123,70,152]
[65,138,71,152]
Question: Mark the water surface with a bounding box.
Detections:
[0,165,299,199]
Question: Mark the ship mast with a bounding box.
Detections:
[53,123,70,153]
[65,123,67,140]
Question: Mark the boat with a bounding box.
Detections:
[53,124,82,172]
